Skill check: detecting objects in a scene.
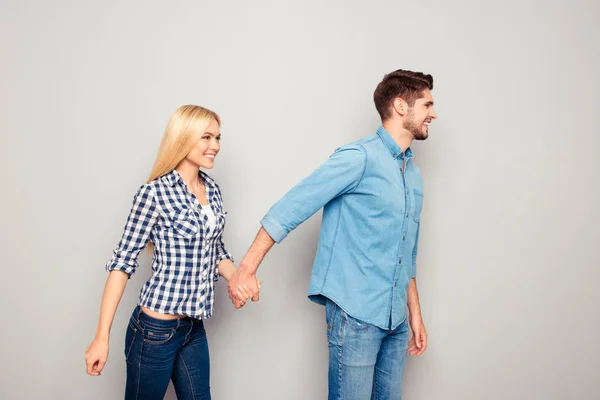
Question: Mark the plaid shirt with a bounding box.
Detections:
[106,170,233,319]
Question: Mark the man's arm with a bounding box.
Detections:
[228,145,367,306]
[227,228,274,307]
[407,278,427,356]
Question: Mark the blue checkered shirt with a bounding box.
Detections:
[105,170,233,319]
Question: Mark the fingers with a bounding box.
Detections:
[85,341,109,376]
[407,333,427,356]
[252,278,261,301]
[85,359,93,375]
[236,285,252,302]
[229,275,262,307]
[251,277,260,302]
[233,295,245,309]
[234,285,254,309]
[96,359,107,374]
[407,337,418,356]
[237,279,260,303]
[416,333,427,356]
[85,356,100,376]
[227,277,240,306]
[228,284,242,308]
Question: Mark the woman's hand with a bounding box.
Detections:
[234,279,261,308]
[85,338,109,376]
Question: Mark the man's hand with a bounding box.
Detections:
[227,265,260,309]
[229,227,275,308]
[407,315,427,356]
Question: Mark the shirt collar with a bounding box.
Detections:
[164,170,183,187]
[376,126,414,160]
[164,169,215,188]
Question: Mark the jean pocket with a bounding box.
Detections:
[143,326,176,345]
[124,322,139,360]
[344,312,371,332]
[325,300,338,340]
[413,189,423,223]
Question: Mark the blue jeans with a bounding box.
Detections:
[326,299,410,400]
[124,306,211,400]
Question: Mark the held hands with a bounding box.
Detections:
[227,266,261,309]
[407,315,428,356]
[85,338,109,376]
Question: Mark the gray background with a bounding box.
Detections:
[1,0,599,399]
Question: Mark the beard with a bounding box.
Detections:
[403,108,429,141]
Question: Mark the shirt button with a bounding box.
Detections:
[398,260,402,264]
[402,236,406,241]
[406,213,409,217]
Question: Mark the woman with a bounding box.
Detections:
[84,105,253,399]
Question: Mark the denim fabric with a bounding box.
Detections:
[124,306,211,400]
[261,126,423,330]
[326,299,409,400]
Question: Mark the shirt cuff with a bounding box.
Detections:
[218,251,234,262]
[215,252,234,281]
[409,263,417,279]
[105,262,135,278]
[260,215,288,244]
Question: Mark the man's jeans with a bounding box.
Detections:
[326,299,410,400]
[124,306,211,400]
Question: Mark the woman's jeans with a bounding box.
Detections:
[124,306,211,400]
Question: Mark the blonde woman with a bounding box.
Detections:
[84,105,254,400]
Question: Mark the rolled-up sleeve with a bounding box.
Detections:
[261,145,367,243]
[105,184,158,277]
[214,183,234,281]
[410,221,420,279]
[214,238,234,281]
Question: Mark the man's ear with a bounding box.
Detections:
[392,97,408,116]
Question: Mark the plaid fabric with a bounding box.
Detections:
[106,170,233,319]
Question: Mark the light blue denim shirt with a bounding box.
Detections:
[261,126,424,330]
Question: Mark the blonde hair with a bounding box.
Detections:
[148,105,221,183]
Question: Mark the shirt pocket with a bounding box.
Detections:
[168,207,199,239]
[413,189,424,223]
[214,207,228,229]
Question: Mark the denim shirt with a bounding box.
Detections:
[261,126,423,330]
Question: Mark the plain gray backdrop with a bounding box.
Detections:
[1,0,599,399]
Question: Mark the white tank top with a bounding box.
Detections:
[201,204,217,232]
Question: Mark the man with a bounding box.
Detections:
[230,69,437,399]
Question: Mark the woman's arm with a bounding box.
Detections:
[218,258,236,281]
[85,270,128,375]
[85,184,158,376]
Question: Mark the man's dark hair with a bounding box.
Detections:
[373,69,434,121]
